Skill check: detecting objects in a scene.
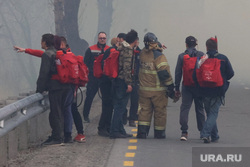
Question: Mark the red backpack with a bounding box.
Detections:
[93,54,104,78]
[196,57,223,87]
[182,54,197,86]
[103,50,120,78]
[51,50,89,87]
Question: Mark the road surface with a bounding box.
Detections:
[8,80,250,167]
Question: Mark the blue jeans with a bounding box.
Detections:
[200,96,223,140]
[110,78,130,136]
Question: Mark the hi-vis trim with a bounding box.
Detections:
[140,69,157,74]
[138,121,150,126]
[140,87,167,91]
[156,62,168,69]
[166,80,174,86]
[155,126,165,130]
[91,50,102,53]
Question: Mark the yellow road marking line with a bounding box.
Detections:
[129,139,137,143]
[124,161,134,166]
[125,152,135,157]
[128,146,137,150]
[132,134,137,137]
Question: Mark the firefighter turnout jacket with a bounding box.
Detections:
[139,45,173,96]
[138,44,174,137]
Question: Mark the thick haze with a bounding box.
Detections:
[0,0,249,100]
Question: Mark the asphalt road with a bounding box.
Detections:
[7,80,250,167]
[106,80,250,167]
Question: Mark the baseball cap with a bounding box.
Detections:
[185,36,197,46]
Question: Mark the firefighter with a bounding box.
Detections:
[137,32,176,139]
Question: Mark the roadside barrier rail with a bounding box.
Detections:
[0,87,86,138]
[0,93,49,138]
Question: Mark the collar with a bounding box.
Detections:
[185,47,197,57]
[97,42,106,49]
[207,50,218,57]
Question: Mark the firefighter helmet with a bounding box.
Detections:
[144,32,158,43]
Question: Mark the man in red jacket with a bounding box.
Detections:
[83,32,109,123]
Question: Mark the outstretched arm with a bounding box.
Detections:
[14,46,44,58]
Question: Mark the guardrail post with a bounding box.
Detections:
[8,130,18,160]
[0,135,7,166]
[0,120,4,128]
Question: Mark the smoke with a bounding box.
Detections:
[108,0,249,84]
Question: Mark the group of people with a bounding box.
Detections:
[174,36,234,143]
[14,29,234,145]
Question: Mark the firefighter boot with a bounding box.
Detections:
[154,130,166,139]
[137,125,149,139]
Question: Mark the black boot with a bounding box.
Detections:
[137,125,150,139]
[154,130,166,139]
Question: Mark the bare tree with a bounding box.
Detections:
[54,0,88,56]
[0,0,36,85]
[95,0,114,40]
[54,0,65,36]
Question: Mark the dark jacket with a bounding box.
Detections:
[36,47,72,93]
[197,50,234,97]
[84,43,109,74]
[132,47,141,84]
[175,47,204,91]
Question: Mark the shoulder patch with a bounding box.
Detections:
[153,50,163,59]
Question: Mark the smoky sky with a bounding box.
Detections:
[1,0,249,100]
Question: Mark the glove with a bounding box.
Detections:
[166,84,180,103]
[166,84,175,99]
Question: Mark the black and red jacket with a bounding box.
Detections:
[84,43,109,74]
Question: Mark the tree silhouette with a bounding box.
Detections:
[54,0,89,56]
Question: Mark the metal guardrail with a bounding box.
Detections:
[0,93,49,138]
[0,87,86,138]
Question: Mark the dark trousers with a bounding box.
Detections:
[63,87,74,138]
[49,88,73,140]
[179,85,205,133]
[124,84,139,121]
[110,78,130,135]
[72,102,84,134]
[98,77,113,132]
[83,74,99,118]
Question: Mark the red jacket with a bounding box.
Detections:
[84,44,109,73]
[25,48,71,58]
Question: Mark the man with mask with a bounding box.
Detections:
[83,32,110,123]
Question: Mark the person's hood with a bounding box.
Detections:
[207,50,218,57]
[185,47,197,57]
[145,42,163,52]
[117,41,132,51]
